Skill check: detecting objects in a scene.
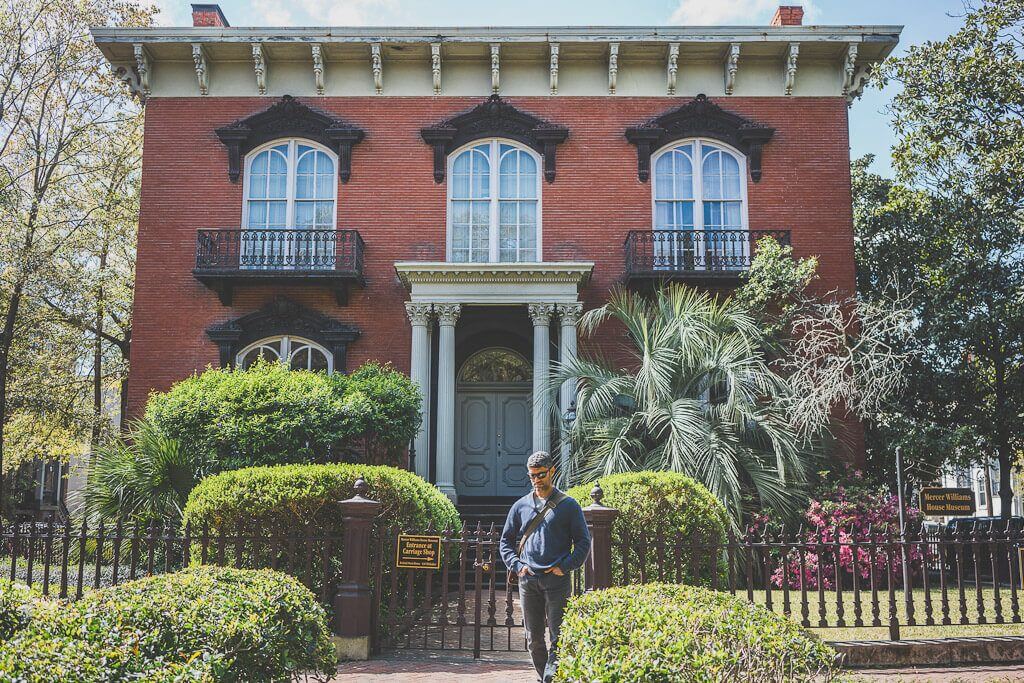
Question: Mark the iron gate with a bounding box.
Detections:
[371,522,583,657]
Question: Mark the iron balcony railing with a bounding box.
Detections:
[625,229,791,279]
[194,228,364,277]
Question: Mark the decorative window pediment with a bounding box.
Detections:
[421,95,568,184]
[215,95,365,184]
[206,297,359,370]
[625,94,774,183]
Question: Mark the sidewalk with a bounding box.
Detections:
[329,656,1024,682]
[330,652,534,683]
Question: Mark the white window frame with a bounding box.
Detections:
[242,138,339,231]
[446,138,543,263]
[235,335,334,373]
[650,138,749,234]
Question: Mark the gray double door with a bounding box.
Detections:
[455,388,532,498]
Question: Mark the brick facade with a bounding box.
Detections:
[130,94,861,457]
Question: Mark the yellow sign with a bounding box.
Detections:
[395,533,443,570]
[919,488,976,516]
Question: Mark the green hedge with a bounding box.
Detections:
[182,463,459,536]
[0,566,335,682]
[555,583,837,682]
[0,580,37,642]
[182,463,460,626]
[145,360,420,472]
[566,471,730,586]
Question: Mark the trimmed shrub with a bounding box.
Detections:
[0,566,334,682]
[182,464,459,642]
[145,360,420,472]
[566,471,730,586]
[182,463,459,537]
[555,583,837,682]
[0,580,38,641]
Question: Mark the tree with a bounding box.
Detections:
[867,0,1024,517]
[553,284,814,521]
[0,0,150,510]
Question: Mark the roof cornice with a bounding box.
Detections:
[91,25,903,44]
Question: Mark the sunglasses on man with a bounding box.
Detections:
[528,468,552,481]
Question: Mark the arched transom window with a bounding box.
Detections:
[244,139,337,230]
[236,335,333,373]
[653,139,746,233]
[459,348,532,384]
[448,140,540,263]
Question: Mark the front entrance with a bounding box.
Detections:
[454,348,533,499]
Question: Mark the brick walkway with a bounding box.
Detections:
[329,657,1024,682]
[330,652,535,682]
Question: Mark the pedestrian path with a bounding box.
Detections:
[329,657,1024,682]
[330,652,534,682]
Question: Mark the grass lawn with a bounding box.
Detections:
[745,588,1024,642]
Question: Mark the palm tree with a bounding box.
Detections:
[83,419,199,524]
[551,285,817,521]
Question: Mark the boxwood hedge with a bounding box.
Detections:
[0,566,335,682]
[0,580,38,642]
[144,360,420,471]
[566,471,730,586]
[182,463,460,537]
[555,583,837,682]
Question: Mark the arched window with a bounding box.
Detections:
[458,348,532,384]
[236,335,333,373]
[242,139,337,270]
[652,139,748,269]
[448,140,540,263]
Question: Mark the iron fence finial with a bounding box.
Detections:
[353,474,369,498]
[590,481,605,506]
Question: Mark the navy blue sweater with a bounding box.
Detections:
[499,489,592,575]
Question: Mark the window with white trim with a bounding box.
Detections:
[653,139,747,233]
[236,336,333,373]
[448,140,540,263]
[244,139,337,230]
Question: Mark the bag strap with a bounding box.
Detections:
[517,491,567,556]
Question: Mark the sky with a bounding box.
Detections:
[152,0,969,177]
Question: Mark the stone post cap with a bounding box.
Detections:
[338,475,382,516]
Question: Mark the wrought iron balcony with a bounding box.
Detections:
[193,228,365,306]
[624,229,791,284]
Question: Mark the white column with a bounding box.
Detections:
[405,302,433,481]
[528,303,555,455]
[558,302,583,472]
[434,303,461,501]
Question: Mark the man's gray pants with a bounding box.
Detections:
[518,571,571,682]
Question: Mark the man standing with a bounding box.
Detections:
[500,451,591,683]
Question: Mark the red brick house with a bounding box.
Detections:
[92,5,900,502]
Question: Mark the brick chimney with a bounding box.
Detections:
[192,4,229,27]
[770,5,804,26]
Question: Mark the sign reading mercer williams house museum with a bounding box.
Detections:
[91,4,900,503]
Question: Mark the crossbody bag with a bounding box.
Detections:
[507,491,567,587]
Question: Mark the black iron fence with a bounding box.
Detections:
[609,524,1024,640]
[0,518,343,607]
[625,228,791,277]
[194,228,364,274]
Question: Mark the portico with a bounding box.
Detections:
[396,262,592,502]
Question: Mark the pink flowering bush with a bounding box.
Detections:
[751,469,923,589]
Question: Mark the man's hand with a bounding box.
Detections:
[518,566,533,577]
[545,566,564,576]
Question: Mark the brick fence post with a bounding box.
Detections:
[582,482,619,590]
[333,475,381,660]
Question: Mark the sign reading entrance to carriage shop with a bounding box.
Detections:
[919,487,977,515]
[395,533,443,570]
